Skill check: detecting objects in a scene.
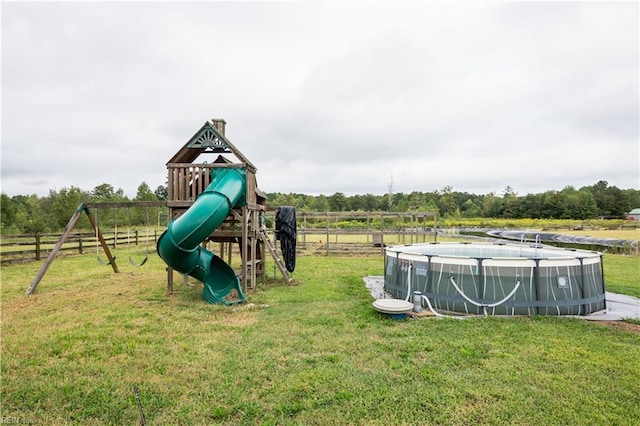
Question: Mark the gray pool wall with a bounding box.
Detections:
[384,242,606,316]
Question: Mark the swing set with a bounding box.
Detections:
[27,201,166,295]
[126,207,150,267]
[94,206,150,267]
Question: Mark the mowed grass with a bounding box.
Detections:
[301,228,639,243]
[562,228,639,241]
[603,254,640,299]
[1,250,639,425]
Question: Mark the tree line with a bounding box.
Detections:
[1,182,167,234]
[267,180,638,220]
[1,180,638,234]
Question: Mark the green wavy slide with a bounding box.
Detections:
[157,168,247,304]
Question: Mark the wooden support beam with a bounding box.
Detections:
[167,267,174,294]
[85,207,119,273]
[26,207,84,295]
[83,201,166,208]
[240,206,249,292]
[250,210,257,289]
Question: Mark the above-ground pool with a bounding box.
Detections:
[384,242,606,316]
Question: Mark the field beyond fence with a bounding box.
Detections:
[2,217,639,265]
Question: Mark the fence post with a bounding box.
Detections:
[325,212,330,256]
[380,213,384,250]
[35,233,41,261]
[79,234,84,254]
[135,230,139,246]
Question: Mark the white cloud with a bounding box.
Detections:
[2,1,638,198]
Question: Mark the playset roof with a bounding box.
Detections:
[167,120,256,172]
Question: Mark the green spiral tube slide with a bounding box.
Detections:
[157,167,247,305]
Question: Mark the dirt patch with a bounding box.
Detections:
[222,303,270,327]
[597,320,640,335]
[222,312,257,327]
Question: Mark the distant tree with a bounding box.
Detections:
[312,195,330,212]
[423,200,440,215]
[267,192,301,208]
[122,182,156,225]
[328,192,347,211]
[503,186,517,197]
[622,188,640,211]
[482,194,504,217]
[587,180,631,217]
[437,186,459,217]
[294,194,312,211]
[154,185,168,201]
[10,196,31,233]
[135,182,156,201]
[438,196,459,217]
[540,191,566,218]
[348,194,366,211]
[461,199,482,218]
[521,193,543,218]
[572,189,599,219]
[92,183,117,201]
[607,186,631,217]
[49,186,86,229]
[0,193,17,233]
[390,193,407,212]
[406,191,425,211]
[394,197,410,213]
[15,194,49,233]
[502,187,519,218]
[589,180,616,216]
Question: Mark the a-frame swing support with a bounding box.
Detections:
[26,203,118,295]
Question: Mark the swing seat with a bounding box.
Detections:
[97,256,116,266]
[125,209,151,267]
[129,256,148,267]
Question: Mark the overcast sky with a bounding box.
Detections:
[2,1,638,199]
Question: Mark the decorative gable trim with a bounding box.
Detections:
[167,120,257,172]
[186,123,232,153]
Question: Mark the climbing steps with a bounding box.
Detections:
[259,228,292,284]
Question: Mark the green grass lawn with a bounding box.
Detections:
[1,251,639,425]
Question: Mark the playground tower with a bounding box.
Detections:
[163,119,268,296]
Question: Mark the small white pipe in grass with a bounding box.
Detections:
[448,275,522,317]
[420,294,477,320]
[406,261,478,319]
[404,263,412,302]
[405,261,486,320]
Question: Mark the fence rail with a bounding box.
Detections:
[0,231,158,265]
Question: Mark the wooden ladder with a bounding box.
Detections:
[258,228,292,284]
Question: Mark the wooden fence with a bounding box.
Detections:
[2,211,439,264]
[272,211,438,256]
[1,230,159,265]
[2,211,440,264]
